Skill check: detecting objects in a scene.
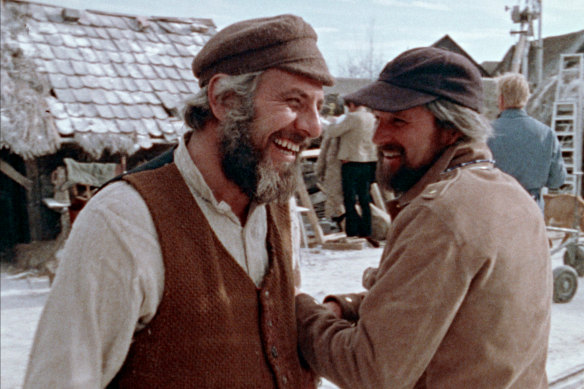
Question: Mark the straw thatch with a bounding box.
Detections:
[1,0,215,160]
[1,2,61,159]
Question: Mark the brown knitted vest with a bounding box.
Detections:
[108,163,303,388]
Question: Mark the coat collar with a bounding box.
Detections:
[499,108,527,119]
[387,141,493,218]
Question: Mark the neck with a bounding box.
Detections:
[186,125,251,224]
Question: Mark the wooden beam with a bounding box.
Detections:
[0,159,32,191]
[295,179,325,245]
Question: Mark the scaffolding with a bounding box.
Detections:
[551,54,583,194]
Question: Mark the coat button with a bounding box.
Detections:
[271,346,278,358]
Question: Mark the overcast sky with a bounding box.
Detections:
[31,0,584,77]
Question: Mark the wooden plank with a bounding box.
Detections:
[322,233,367,250]
[0,159,32,191]
[295,179,324,245]
[322,238,367,251]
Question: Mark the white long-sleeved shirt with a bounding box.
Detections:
[24,138,301,388]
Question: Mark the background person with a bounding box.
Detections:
[488,72,566,209]
[315,98,346,227]
[324,101,378,241]
[24,14,333,389]
[295,47,551,389]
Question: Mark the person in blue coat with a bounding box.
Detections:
[488,72,566,209]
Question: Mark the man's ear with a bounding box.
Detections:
[441,127,463,146]
[207,74,232,122]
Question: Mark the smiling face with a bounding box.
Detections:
[372,106,459,193]
[220,69,324,203]
[251,68,324,168]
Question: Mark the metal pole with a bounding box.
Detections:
[511,33,527,73]
[536,0,543,86]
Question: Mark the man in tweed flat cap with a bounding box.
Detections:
[296,47,551,388]
[25,14,332,388]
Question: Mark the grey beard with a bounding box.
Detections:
[219,107,300,204]
[255,157,300,203]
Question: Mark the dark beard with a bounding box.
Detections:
[378,162,432,195]
[376,147,442,195]
[219,106,301,204]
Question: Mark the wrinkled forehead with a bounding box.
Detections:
[257,68,325,103]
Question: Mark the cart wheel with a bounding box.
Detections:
[563,244,584,277]
[553,266,578,303]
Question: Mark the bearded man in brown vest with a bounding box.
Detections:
[25,15,333,389]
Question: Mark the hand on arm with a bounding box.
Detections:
[296,207,475,389]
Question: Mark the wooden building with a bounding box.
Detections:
[1,0,215,258]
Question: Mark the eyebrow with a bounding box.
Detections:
[281,87,309,99]
[280,88,324,105]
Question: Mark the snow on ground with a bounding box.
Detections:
[1,246,583,388]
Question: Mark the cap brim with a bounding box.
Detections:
[279,60,335,87]
[344,80,438,112]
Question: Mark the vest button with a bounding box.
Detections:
[282,375,288,385]
[271,346,278,358]
[264,290,270,298]
[267,320,273,327]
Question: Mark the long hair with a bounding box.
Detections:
[426,99,493,143]
[183,72,262,131]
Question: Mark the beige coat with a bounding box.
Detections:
[297,141,551,388]
[316,129,345,218]
[325,108,378,162]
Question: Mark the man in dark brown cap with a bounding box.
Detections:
[296,47,551,388]
[25,14,332,388]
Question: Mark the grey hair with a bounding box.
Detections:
[183,71,263,131]
[425,99,493,143]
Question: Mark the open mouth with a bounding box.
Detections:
[381,150,402,159]
[274,137,301,155]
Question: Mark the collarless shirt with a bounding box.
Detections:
[174,137,269,286]
[24,135,300,389]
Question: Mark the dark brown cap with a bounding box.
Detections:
[192,14,334,87]
[344,47,483,112]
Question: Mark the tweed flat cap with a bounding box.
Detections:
[344,47,483,112]
[192,14,334,87]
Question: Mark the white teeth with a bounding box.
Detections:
[274,138,300,153]
[382,151,400,158]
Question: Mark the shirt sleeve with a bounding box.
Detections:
[546,133,567,189]
[289,197,303,288]
[296,205,474,389]
[23,182,164,389]
[324,114,354,138]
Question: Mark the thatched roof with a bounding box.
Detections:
[1,0,216,159]
[1,2,61,159]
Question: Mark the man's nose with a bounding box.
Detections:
[296,106,322,139]
[372,123,389,146]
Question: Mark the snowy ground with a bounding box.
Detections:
[1,245,583,388]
